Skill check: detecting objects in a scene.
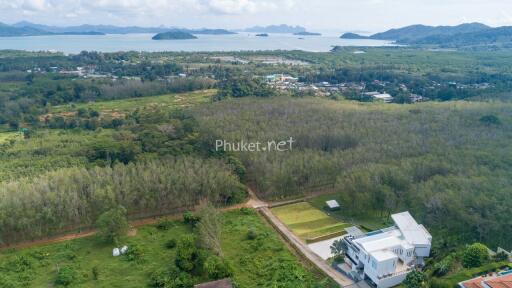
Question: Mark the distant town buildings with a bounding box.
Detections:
[264,74,435,103]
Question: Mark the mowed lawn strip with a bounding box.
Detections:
[271,202,346,240]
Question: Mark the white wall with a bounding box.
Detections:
[376,273,408,288]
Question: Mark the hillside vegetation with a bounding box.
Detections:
[194,96,512,250]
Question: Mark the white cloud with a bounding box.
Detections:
[1,0,512,31]
[21,0,49,11]
[204,0,294,14]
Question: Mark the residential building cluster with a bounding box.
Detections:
[265,74,427,103]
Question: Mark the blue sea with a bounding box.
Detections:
[0,33,395,54]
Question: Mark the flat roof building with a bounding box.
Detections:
[342,211,432,288]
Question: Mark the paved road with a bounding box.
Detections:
[247,189,355,287]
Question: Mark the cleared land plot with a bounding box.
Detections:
[0,210,332,288]
[308,194,391,232]
[271,202,349,241]
[51,89,214,115]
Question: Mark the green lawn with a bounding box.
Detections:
[271,202,349,241]
[0,209,334,288]
[308,194,391,231]
[51,90,214,115]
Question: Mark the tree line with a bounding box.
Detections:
[0,157,245,245]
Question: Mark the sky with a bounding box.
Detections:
[2,0,512,33]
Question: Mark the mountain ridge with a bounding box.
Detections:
[339,22,512,47]
[1,21,235,37]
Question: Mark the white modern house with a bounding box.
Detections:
[341,211,432,288]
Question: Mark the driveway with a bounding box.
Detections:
[247,189,355,287]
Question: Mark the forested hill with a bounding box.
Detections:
[340,22,508,47]
[341,23,489,41]
[373,23,489,42]
[412,26,512,47]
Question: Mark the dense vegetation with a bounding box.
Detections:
[0,209,334,287]
[194,97,512,250]
[0,47,511,286]
[0,157,245,244]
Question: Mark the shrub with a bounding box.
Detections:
[433,255,453,277]
[6,256,32,273]
[155,219,175,230]
[165,239,177,249]
[203,255,233,280]
[246,229,258,240]
[92,266,99,280]
[463,243,490,268]
[175,235,200,272]
[55,266,77,286]
[403,270,426,288]
[124,244,145,263]
[239,207,252,215]
[149,268,170,288]
[183,211,200,226]
[479,115,501,126]
[95,205,129,244]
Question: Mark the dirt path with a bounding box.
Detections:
[2,202,247,250]
[247,189,355,287]
[3,190,355,287]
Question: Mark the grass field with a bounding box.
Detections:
[51,90,214,115]
[308,194,391,232]
[0,209,333,288]
[271,202,349,241]
[0,131,20,144]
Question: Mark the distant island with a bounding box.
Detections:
[256,33,269,37]
[245,24,306,34]
[294,31,322,36]
[152,31,197,40]
[340,32,369,39]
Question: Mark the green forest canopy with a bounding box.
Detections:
[194,96,512,250]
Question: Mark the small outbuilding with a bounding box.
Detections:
[325,200,340,211]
